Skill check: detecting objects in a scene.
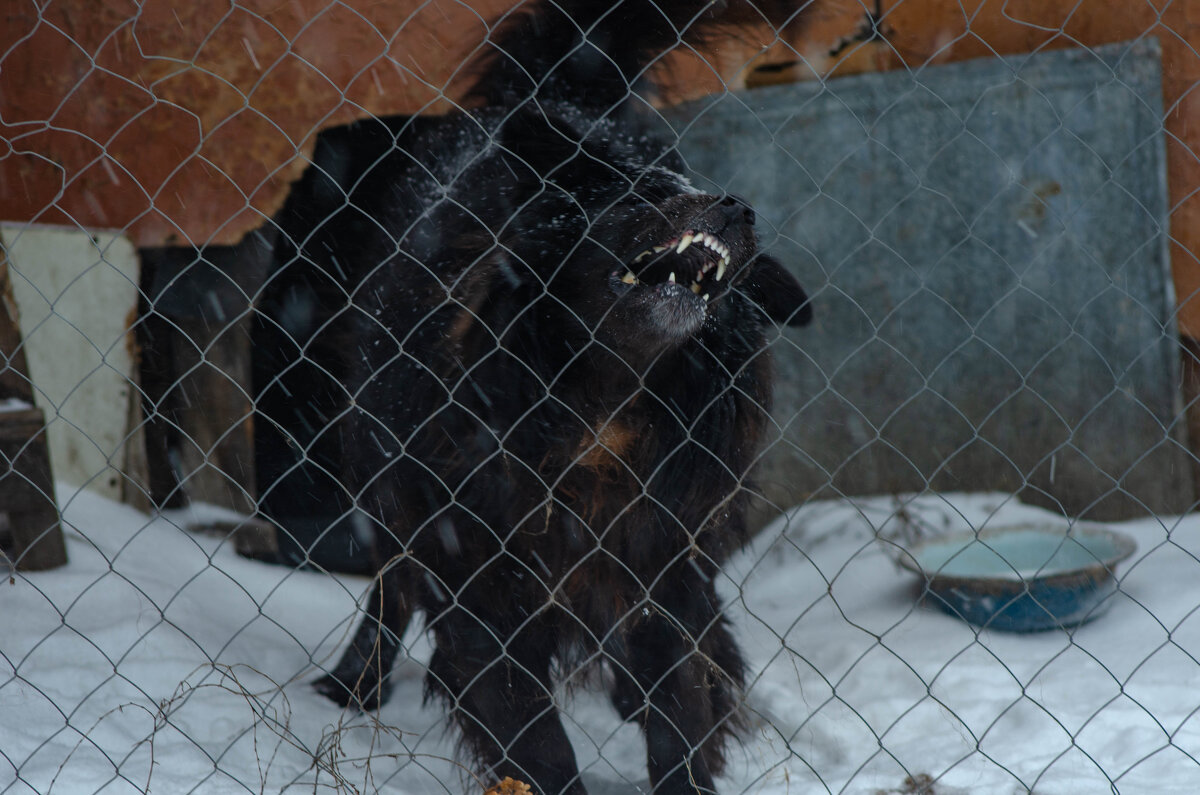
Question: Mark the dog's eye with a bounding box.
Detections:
[628,163,691,203]
[625,189,664,209]
[628,179,677,206]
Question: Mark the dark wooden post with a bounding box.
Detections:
[0,256,66,571]
[137,238,279,560]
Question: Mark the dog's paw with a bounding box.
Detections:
[313,672,390,711]
[313,673,359,708]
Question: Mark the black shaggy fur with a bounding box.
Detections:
[267,1,813,792]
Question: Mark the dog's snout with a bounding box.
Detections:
[720,193,755,226]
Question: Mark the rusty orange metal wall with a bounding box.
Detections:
[3,0,1200,331]
[0,0,497,248]
[0,0,797,250]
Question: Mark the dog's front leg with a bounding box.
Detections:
[427,606,586,795]
[314,555,413,710]
[616,565,744,795]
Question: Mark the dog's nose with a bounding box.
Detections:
[720,193,755,226]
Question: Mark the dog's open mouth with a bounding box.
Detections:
[613,229,733,301]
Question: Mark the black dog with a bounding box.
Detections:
[267,1,812,792]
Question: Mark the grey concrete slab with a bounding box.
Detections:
[668,39,1192,520]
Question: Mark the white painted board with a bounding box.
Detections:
[1,224,138,501]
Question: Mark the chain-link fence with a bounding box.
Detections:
[4,1,1200,793]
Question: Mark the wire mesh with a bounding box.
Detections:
[4,1,1200,794]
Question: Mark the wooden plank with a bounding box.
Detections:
[0,258,35,404]
[0,407,65,571]
[0,249,64,570]
[137,246,259,516]
[136,241,279,560]
[2,226,141,504]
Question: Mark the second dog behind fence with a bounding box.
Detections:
[259,1,814,792]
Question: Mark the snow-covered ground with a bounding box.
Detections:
[4,488,1200,794]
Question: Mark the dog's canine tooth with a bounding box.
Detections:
[669,271,676,283]
[676,234,694,254]
[715,260,727,282]
[621,271,638,284]
[702,293,710,302]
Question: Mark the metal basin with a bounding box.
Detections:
[895,524,1137,632]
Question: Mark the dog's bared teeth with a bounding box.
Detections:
[633,250,651,263]
[715,260,727,281]
[621,270,638,284]
[690,282,702,294]
[676,234,694,254]
[699,234,723,257]
[702,293,710,302]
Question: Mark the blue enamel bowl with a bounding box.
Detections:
[895,524,1137,632]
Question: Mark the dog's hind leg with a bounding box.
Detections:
[314,556,413,710]
[427,608,586,795]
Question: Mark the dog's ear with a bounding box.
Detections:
[741,256,813,327]
[496,102,584,178]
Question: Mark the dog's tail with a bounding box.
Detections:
[467,0,812,110]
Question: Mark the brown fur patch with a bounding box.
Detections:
[445,257,499,348]
[575,420,637,473]
[446,305,479,347]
